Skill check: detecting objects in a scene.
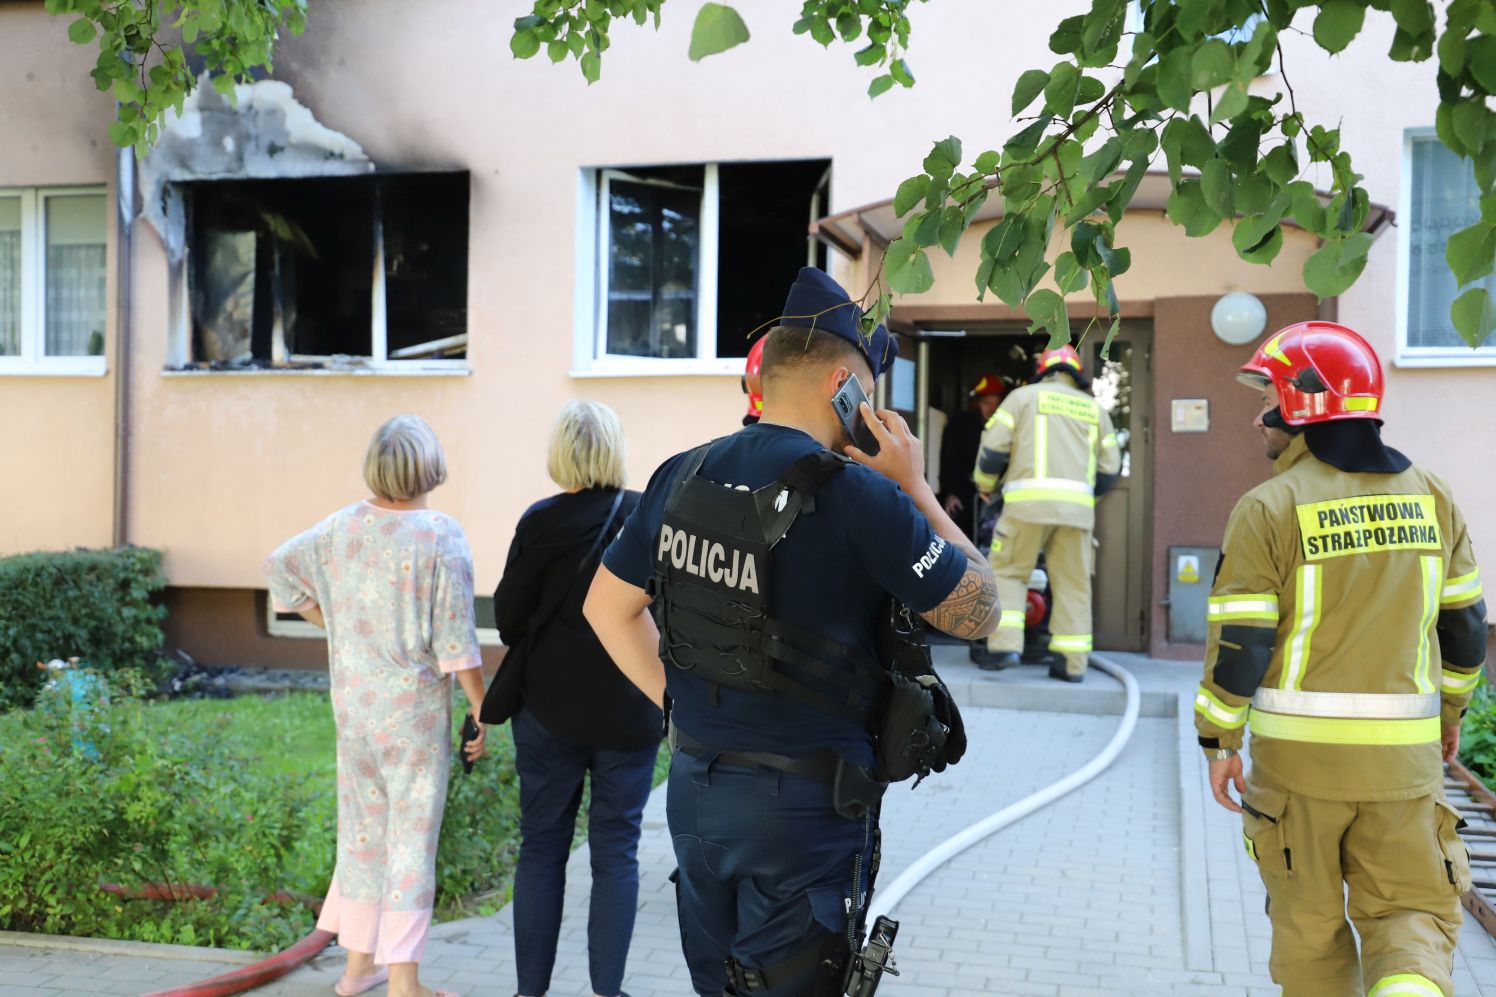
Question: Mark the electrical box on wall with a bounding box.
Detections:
[1167,545,1221,644]
[1171,398,1210,433]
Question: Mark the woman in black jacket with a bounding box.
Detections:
[483,400,661,997]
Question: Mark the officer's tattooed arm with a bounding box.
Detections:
[921,534,1000,639]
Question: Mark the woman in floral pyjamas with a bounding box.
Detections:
[266,415,486,997]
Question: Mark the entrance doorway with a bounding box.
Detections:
[888,322,1153,652]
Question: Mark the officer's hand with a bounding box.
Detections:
[1442,723,1461,765]
[943,494,964,515]
[846,403,926,494]
[1209,754,1245,813]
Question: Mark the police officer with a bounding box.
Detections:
[969,345,1121,681]
[585,267,1000,997]
[1198,322,1488,997]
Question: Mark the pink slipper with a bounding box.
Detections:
[333,967,389,996]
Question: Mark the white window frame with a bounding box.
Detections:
[0,185,109,377]
[574,164,741,377]
[1395,128,1496,367]
[266,599,502,646]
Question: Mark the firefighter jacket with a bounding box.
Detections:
[971,378,1122,530]
[1195,435,1488,801]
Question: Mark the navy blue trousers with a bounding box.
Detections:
[667,749,875,996]
[511,707,658,997]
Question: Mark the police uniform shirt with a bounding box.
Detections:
[603,422,967,767]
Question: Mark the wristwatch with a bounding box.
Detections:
[1205,747,1238,762]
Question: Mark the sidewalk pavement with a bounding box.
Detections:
[5,651,1495,995]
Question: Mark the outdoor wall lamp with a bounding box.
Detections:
[1210,291,1268,345]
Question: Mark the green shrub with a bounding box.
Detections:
[1461,686,1496,787]
[0,547,167,711]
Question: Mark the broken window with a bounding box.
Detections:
[180,171,469,369]
[590,159,830,366]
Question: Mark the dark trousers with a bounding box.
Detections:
[667,749,874,997]
[511,707,657,997]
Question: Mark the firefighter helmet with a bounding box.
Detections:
[743,336,765,420]
[969,372,1006,398]
[1237,322,1384,426]
[1035,345,1083,375]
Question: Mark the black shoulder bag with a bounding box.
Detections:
[479,489,627,725]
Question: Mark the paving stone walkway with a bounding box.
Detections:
[6,652,1496,995]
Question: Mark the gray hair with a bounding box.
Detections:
[547,400,627,491]
[363,415,448,502]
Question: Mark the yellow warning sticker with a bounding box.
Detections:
[1037,392,1100,424]
[1296,493,1442,561]
[1177,555,1200,583]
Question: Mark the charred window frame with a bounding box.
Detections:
[176,171,469,371]
[577,159,832,376]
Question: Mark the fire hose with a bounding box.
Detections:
[99,882,332,997]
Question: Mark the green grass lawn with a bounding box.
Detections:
[1,686,666,951]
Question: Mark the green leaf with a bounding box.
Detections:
[1157,47,1192,112]
[67,18,96,44]
[1468,37,1496,91]
[912,208,944,247]
[689,3,750,61]
[974,149,1001,174]
[547,39,569,62]
[107,120,138,147]
[1191,39,1235,90]
[1261,144,1299,186]
[1080,136,1125,184]
[929,136,962,174]
[836,11,862,41]
[1045,62,1080,119]
[1211,82,1250,124]
[1012,69,1050,115]
[1289,180,1328,234]
[1233,220,1285,264]
[893,176,929,217]
[1454,100,1492,156]
[1476,139,1496,194]
[1077,76,1106,105]
[937,206,965,257]
[886,237,935,294]
[1303,232,1374,298]
[1439,26,1469,76]
[510,28,541,58]
[112,77,143,104]
[809,15,835,46]
[1313,0,1366,54]
[1054,251,1088,294]
[868,74,895,98]
[211,74,236,96]
[1446,221,1496,286]
[1049,15,1085,54]
[891,58,915,87]
[1166,180,1224,237]
[1024,288,1070,341]
[1201,159,1235,216]
[580,51,601,83]
[854,43,884,67]
[1004,119,1049,159]
[1451,287,1496,347]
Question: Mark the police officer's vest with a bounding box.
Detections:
[648,442,888,727]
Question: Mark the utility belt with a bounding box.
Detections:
[670,723,888,821]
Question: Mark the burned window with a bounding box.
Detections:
[181,171,469,369]
[593,159,830,364]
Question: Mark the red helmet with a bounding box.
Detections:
[1237,322,1383,426]
[743,337,765,419]
[969,372,1006,398]
[1035,345,1082,375]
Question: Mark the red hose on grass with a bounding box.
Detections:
[138,928,336,997]
[103,882,333,997]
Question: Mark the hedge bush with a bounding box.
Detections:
[0,546,166,711]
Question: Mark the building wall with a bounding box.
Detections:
[0,5,119,556]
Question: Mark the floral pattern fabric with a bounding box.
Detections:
[264,500,481,963]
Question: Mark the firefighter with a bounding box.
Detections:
[970,344,1121,681]
[939,372,1006,539]
[1198,321,1488,997]
[742,336,765,426]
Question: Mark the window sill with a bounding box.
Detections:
[571,358,746,378]
[162,364,471,378]
[0,358,108,378]
[269,617,504,647]
[1393,351,1496,368]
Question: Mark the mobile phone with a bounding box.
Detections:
[831,376,881,456]
[459,714,480,774]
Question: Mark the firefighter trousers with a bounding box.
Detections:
[1241,773,1470,997]
[985,515,1093,675]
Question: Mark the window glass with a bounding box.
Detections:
[1407,137,1496,350]
[605,177,700,358]
[0,196,20,357]
[44,193,107,357]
